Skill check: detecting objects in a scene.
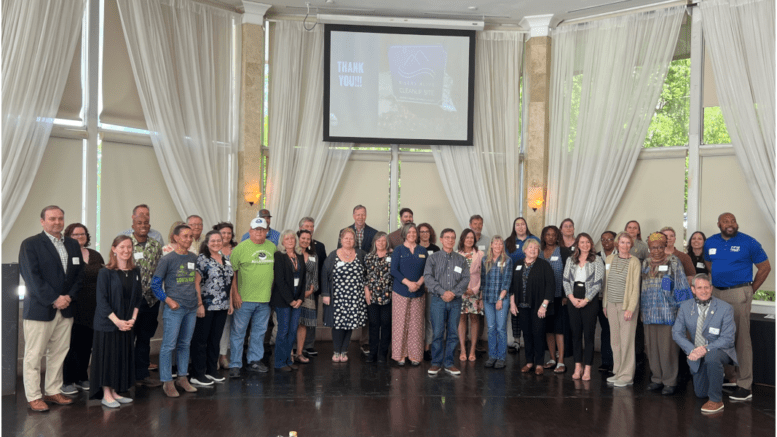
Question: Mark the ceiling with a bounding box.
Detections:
[212,0,683,26]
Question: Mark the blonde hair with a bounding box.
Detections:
[484,235,508,273]
[523,238,541,254]
[279,229,299,254]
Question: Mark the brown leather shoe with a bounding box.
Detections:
[535,366,544,376]
[28,399,49,412]
[43,394,73,405]
[175,377,197,393]
[445,366,461,376]
[136,377,163,387]
[521,364,533,373]
[162,381,179,398]
[701,400,724,414]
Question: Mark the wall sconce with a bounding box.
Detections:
[528,186,544,212]
[244,183,261,206]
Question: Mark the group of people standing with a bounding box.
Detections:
[18,201,769,415]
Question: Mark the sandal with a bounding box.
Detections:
[296,354,310,364]
[554,363,567,373]
[543,360,556,369]
[521,364,534,373]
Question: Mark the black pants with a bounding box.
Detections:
[519,307,547,365]
[511,311,521,343]
[191,309,228,379]
[332,329,353,354]
[368,303,392,360]
[63,323,93,384]
[568,300,598,365]
[134,299,160,380]
[596,299,613,367]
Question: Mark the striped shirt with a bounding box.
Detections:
[606,256,629,303]
[423,250,470,298]
[45,231,68,272]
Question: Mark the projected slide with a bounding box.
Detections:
[325,25,475,145]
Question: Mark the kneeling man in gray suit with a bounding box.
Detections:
[673,273,737,414]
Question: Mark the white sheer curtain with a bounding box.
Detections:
[701,0,775,227]
[117,0,240,227]
[265,21,353,232]
[431,31,523,237]
[546,6,685,238]
[1,0,85,241]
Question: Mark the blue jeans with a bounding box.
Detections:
[160,305,197,382]
[483,299,509,360]
[274,306,301,368]
[430,295,462,368]
[229,301,271,368]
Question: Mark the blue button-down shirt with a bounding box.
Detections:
[480,256,513,303]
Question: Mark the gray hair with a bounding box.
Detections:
[691,273,711,288]
[400,223,417,241]
[299,217,315,228]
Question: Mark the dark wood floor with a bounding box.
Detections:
[3,343,775,437]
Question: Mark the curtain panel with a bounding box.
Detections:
[546,6,685,239]
[2,0,86,241]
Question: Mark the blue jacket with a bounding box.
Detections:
[19,232,84,321]
[672,296,738,374]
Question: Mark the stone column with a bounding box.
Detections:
[520,15,554,234]
[236,1,271,236]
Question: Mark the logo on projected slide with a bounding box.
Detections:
[388,45,446,105]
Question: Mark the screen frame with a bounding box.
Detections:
[323,24,476,146]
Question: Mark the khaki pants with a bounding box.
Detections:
[713,285,753,390]
[23,311,73,401]
[644,324,678,387]
[608,302,639,384]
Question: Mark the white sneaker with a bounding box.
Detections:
[189,377,213,386]
[614,380,633,387]
[606,376,619,383]
[205,373,226,383]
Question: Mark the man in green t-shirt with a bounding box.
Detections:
[228,217,276,377]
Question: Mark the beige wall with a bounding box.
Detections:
[400,160,461,240]
[313,158,391,253]
[3,137,83,264]
[99,141,184,252]
[606,152,687,243]
[700,152,775,291]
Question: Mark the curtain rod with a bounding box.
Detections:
[266,15,529,32]
[558,0,687,26]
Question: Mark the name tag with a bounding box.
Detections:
[696,262,704,269]
[418,254,426,258]
[225,260,232,266]
[658,265,668,272]
[550,256,559,261]
[709,327,720,335]
[337,261,345,268]
[72,257,80,265]
[309,256,316,262]
[515,265,522,271]
[134,252,144,260]
[478,245,486,251]
[294,278,300,287]
[187,262,195,270]
[428,250,435,254]
[709,248,717,255]
[454,266,462,274]
[605,264,610,271]
[498,262,505,267]
[386,257,391,263]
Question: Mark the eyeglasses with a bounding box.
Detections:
[71,233,86,237]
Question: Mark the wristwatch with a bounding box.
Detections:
[541,303,548,308]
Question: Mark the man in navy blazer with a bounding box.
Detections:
[339,205,378,252]
[19,206,84,412]
[673,273,737,414]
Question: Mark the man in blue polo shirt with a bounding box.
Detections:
[704,212,771,401]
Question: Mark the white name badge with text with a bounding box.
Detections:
[709,248,717,255]
[337,261,345,268]
[309,256,316,262]
[386,257,391,263]
[605,264,610,270]
[188,262,195,270]
[658,265,668,272]
[696,262,704,268]
[515,265,522,271]
[478,245,486,251]
[709,327,720,335]
[454,266,463,274]
[550,256,559,261]
[72,257,80,265]
[134,252,144,260]
[294,278,300,287]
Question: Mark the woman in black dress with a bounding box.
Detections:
[89,235,142,408]
[61,223,104,394]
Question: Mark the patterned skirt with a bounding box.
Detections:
[461,294,483,315]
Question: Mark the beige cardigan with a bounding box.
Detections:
[603,253,641,313]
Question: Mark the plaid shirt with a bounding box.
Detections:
[480,256,513,303]
[131,233,163,305]
[45,231,68,272]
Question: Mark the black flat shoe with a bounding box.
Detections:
[661,385,677,396]
[365,355,376,363]
[647,382,664,391]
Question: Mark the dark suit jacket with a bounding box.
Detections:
[271,251,307,308]
[312,239,327,296]
[509,258,556,315]
[19,232,84,321]
[93,267,143,332]
[672,297,738,373]
[338,224,378,252]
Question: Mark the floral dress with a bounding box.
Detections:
[460,249,484,315]
[365,252,393,305]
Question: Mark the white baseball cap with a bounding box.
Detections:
[250,217,268,230]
